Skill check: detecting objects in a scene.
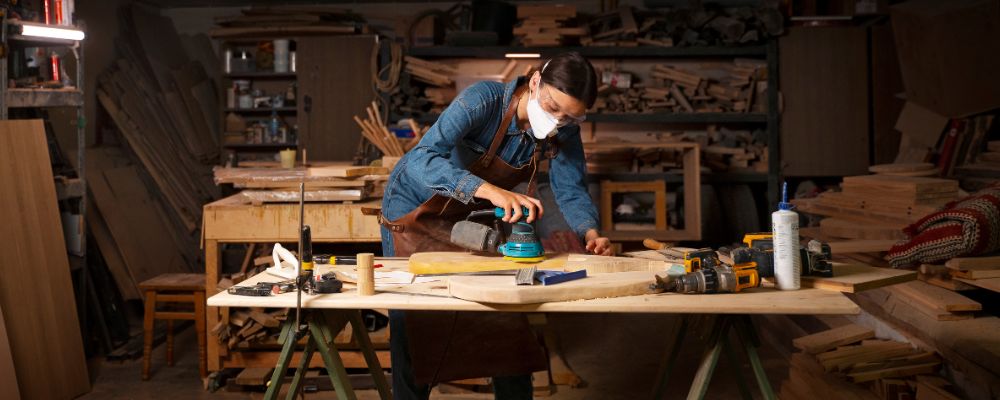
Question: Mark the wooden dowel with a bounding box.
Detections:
[356,253,375,296]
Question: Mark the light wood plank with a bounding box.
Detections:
[792,324,874,355]
[800,263,915,293]
[448,272,657,304]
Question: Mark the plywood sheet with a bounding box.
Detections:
[0,120,89,398]
[448,272,658,304]
[0,304,20,400]
[800,263,915,293]
[408,252,670,275]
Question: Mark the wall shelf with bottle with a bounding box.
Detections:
[219,38,298,163]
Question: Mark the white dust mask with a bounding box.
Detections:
[526,85,559,139]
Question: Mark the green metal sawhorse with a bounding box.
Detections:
[653,314,776,400]
[263,309,392,400]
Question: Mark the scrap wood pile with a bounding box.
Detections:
[213,162,391,204]
[91,5,218,300]
[353,102,424,157]
[781,323,958,400]
[209,5,365,38]
[513,4,586,47]
[893,105,996,190]
[210,306,389,357]
[592,59,767,114]
[582,5,783,47]
[392,57,522,119]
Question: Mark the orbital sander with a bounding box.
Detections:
[450,207,545,262]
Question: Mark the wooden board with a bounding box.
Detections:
[800,263,915,293]
[828,239,899,254]
[89,205,141,300]
[448,271,658,304]
[892,281,981,312]
[820,218,907,240]
[792,324,875,354]
[240,189,364,204]
[954,277,1000,293]
[202,194,381,242]
[0,304,20,400]
[945,256,1000,270]
[0,120,89,398]
[841,175,959,195]
[868,163,935,174]
[407,252,672,275]
[308,164,390,178]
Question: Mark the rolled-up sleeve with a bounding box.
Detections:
[548,126,599,237]
[402,86,491,204]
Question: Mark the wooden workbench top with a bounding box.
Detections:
[208,260,860,315]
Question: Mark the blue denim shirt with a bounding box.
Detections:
[380,77,598,255]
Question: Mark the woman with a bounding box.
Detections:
[378,52,611,400]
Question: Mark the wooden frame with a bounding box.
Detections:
[590,142,701,241]
[601,180,668,231]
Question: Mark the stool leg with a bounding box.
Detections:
[142,290,157,380]
[166,320,175,367]
[194,291,208,378]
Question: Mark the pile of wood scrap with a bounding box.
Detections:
[918,256,1000,294]
[404,56,456,87]
[353,102,417,157]
[591,60,767,114]
[797,175,959,232]
[513,4,585,47]
[213,163,390,204]
[583,127,766,174]
[782,324,953,399]
[209,6,364,38]
[583,5,782,47]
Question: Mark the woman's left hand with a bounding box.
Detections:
[584,229,613,256]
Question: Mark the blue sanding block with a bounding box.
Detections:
[535,269,587,286]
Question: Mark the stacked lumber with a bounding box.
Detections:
[782,324,952,399]
[209,6,363,38]
[513,4,584,47]
[591,60,767,114]
[583,127,766,174]
[583,5,782,47]
[213,162,390,203]
[919,256,1000,294]
[213,308,287,352]
[404,56,457,87]
[797,175,959,229]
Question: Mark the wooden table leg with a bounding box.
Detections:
[346,310,392,400]
[312,313,357,400]
[194,290,208,378]
[736,316,776,400]
[264,321,298,400]
[166,319,174,367]
[687,316,727,400]
[652,317,689,400]
[204,239,221,372]
[142,290,157,380]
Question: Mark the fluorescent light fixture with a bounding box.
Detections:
[17,23,85,41]
[505,53,541,59]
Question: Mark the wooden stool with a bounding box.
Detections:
[139,273,206,380]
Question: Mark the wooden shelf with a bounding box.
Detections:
[225,72,296,79]
[223,143,298,152]
[406,112,767,125]
[407,45,768,59]
[224,107,296,114]
[586,172,768,184]
[7,88,83,108]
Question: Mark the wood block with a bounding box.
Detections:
[848,361,939,383]
[945,256,1000,271]
[235,367,274,386]
[820,218,907,240]
[248,310,280,328]
[892,281,981,312]
[800,263,915,293]
[793,324,875,354]
[954,277,1000,293]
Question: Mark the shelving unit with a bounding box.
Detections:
[401,42,782,211]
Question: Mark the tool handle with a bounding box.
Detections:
[732,262,761,292]
[643,238,668,250]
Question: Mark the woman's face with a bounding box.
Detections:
[531,72,587,126]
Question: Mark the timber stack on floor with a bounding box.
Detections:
[780,323,959,400]
[89,4,222,300]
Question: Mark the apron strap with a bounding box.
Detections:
[479,84,527,169]
[364,207,405,232]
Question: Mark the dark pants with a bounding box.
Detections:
[389,310,533,400]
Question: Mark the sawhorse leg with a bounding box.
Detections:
[263,310,392,400]
[653,315,775,400]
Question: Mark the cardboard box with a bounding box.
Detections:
[891,0,1000,117]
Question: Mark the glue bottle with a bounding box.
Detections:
[772,182,801,290]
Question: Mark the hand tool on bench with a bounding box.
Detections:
[654,262,760,294]
[450,207,545,262]
[730,233,834,278]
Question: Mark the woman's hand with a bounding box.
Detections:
[474,182,544,223]
[584,229,613,256]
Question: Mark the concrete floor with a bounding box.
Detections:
[81,314,791,399]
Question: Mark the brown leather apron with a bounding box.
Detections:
[380,83,549,385]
